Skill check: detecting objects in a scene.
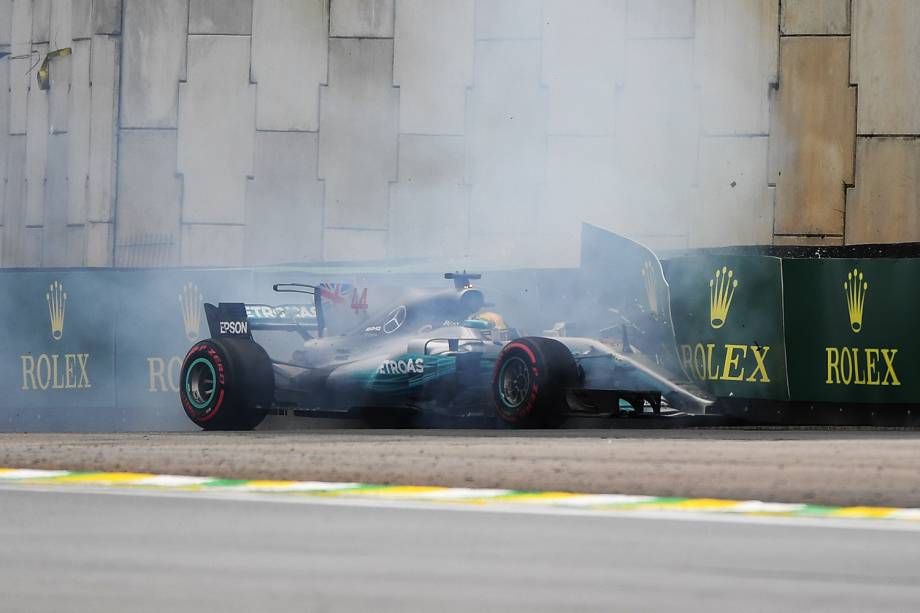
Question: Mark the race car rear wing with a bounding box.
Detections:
[203,283,326,341]
[271,283,325,338]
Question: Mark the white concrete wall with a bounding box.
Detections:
[245,131,323,264]
[115,129,181,266]
[393,0,473,135]
[3,0,920,268]
[542,0,623,137]
[251,0,327,131]
[319,37,398,258]
[121,0,186,129]
[0,49,8,262]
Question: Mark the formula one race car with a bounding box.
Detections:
[178,261,710,430]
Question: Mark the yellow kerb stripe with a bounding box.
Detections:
[351,486,451,497]
[631,498,741,511]
[34,472,155,484]
[243,480,302,489]
[670,498,742,510]
[500,492,582,502]
[830,506,898,519]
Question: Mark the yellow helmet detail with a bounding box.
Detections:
[474,311,507,330]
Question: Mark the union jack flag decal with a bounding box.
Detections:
[320,283,368,313]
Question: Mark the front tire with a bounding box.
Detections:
[492,337,578,427]
[179,338,273,431]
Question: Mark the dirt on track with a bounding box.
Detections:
[2,427,920,507]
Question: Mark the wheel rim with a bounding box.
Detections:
[499,356,531,410]
[185,357,217,411]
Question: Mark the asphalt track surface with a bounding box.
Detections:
[2,425,920,506]
[2,486,920,613]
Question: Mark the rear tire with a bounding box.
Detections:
[179,338,273,431]
[492,337,578,427]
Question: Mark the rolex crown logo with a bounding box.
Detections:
[844,268,868,333]
[46,281,67,341]
[709,266,737,329]
[642,260,659,315]
[179,282,202,342]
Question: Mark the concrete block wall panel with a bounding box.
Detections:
[9,0,31,135]
[50,0,72,49]
[92,0,120,35]
[467,41,545,235]
[1,136,25,265]
[389,135,469,258]
[769,36,855,236]
[85,221,113,266]
[71,0,91,39]
[245,131,324,264]
[474,0,542,40]
[48,0,73,135]
[189,0,252,35]
[695,0,778,135]
[25,46,49,228]
[319,38,398,230]
[21,226,42,266]
[851,0,920,135]
[331,0,394,38]
[781,0,849,35]
[544,136,620,266]
[8,55,29,134]
[393,0,474,135]
[616,38,697,242]
[0,0,10,45]
[66,38,90,226]
[464,220,541,265]
[114,130,181,267]
[0,57,7,234]
[177,35,255,225]
[42,133,69,266]
[627,0,694,39]
[323,228,387,261]
[846,138,920,244]
[691,136,773,247]
[181,224,244,265]
[121,0,187,128]
[32,0,50,43]
[5,0,920,266]
[11,0,30,45]
[48,53,71,134]
[65,224,85,266]
[541,0,624,136]
[87,34,118,224]
[251,0,327,132]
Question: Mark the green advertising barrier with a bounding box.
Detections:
[666,256,789,400]
[783,258,920,403]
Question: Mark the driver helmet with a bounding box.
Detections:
[473,311,508,330]
[471,311,518,341]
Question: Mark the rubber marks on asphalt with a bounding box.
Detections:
[2,467,920,523]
